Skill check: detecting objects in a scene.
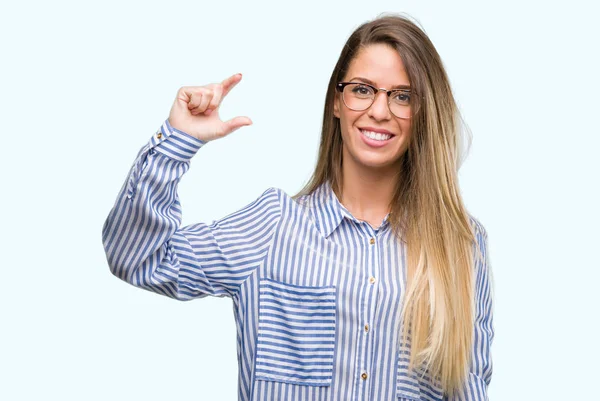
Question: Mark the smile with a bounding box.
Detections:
[360,129,392,141]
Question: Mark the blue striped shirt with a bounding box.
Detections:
[102,119,494,401]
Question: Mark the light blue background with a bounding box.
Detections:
[1,0,598,399]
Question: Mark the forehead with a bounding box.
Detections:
[344,43,410,87]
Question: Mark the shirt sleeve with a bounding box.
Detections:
[445,217,495,400]
[101,119,282,300]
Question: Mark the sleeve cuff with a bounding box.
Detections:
[150,119,206,162]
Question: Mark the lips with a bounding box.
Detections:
[359,129,394,147]
[358,126,395,136]
[361,129,392,141]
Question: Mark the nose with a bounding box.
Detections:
[367,90,391,120]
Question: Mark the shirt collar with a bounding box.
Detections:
[309,180,391,238]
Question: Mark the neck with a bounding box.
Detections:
[337,152,400,225]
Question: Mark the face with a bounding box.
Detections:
[334,43,413,172]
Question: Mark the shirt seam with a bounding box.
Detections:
[233,187,283,298]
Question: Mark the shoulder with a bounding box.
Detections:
[252,187,284,210]
[467,213,490,269]
[467,213,488,241]
[260,187,317,223]
[260,186,284,199]
[261,186,310,207]
[220,187,283,222]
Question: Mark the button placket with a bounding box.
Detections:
[358,228,381,397]
[361,227,381,395]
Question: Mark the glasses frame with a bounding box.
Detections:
[335,81,419,119]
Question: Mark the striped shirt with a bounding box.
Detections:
[102,119,494,401]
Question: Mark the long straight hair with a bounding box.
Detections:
[293,13,479,397]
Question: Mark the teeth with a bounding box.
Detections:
[361,129,392,141]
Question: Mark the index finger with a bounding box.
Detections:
[221,73,242,97]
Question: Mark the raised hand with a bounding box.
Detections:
[168,73,252,142]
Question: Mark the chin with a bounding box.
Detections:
[364,159,399,169]
[342,141,405,171]
[354,154,401,170]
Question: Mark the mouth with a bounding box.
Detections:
[358,127,395,142]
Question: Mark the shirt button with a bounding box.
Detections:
[369,237,375,245]
[156,132,162,139]
[368,276,376,284]
[364,324,369,333]
[361,371,368,380]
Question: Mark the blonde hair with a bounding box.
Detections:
[293,13,480,397]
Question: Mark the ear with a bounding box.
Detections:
[333,93,341,119]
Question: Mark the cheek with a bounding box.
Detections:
[342,110,363,128]
[341,114,363,142]
[398,119,412,136]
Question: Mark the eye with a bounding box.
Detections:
[392,91,411,104]
[350,84,374,97]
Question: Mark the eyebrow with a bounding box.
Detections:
[348,76,411,90]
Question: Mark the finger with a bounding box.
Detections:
[191,90,213,115]
[221,73,242,97]
[206,84,223,113]
[198,91,213,113]
[186,91,202,110]
[221,116,252,136]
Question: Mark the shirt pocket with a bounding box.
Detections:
[396,344,444,400]
[254,278,337,386]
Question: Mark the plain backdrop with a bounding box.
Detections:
[1,0,599,400]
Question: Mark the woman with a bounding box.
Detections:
[102,13,494,401]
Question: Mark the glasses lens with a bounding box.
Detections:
[389,90,413,119]
[343,83,374,111]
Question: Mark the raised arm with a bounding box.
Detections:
[101,74,281,300]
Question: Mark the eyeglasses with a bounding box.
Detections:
[336,81,418,119]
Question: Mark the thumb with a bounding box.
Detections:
[222,116,253,136]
